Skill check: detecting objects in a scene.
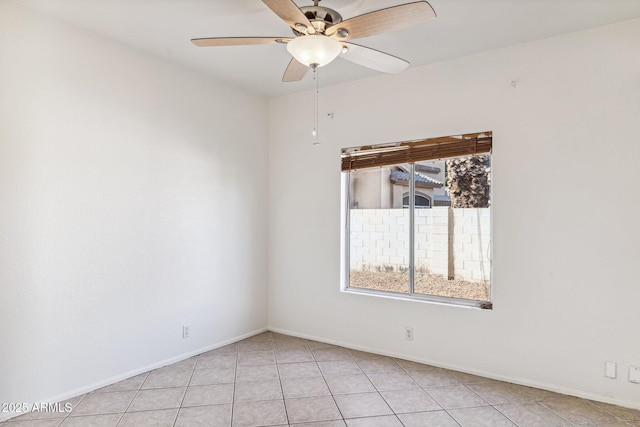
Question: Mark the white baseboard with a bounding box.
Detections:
[0,328,267,423]
[268,326,640,411]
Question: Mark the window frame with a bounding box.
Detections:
[340,134,493,310]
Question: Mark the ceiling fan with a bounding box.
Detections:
[191,0,436,82]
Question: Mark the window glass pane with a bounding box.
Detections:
[414,156,491,301]
[348,165,410,294]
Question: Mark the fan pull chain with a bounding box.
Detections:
[312,65,320,145]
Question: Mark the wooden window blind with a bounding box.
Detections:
[341,132,492,172]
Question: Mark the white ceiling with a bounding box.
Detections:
[16,0,640,97]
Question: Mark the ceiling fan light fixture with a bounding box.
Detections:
[287,35,342,67]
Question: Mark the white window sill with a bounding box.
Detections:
[342,286,493,310]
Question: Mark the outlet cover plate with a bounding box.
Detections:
[404,327,413,341]
[630,366,640,383]
[605,361,617,379]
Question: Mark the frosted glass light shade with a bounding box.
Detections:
[287,35,342,67]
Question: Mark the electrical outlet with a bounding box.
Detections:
[404,327,413,341]
[629,366,640,384]
[182,326,190,339]
[604,361,617,379]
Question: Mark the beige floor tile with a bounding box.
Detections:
[127,388,185,412]
[182,384,234,407]
[2,412,63,424]
[312,348,353,362]
[306,341,340,350]
[468,381,543,405]
[449,406,517,426]
[348,350,379,359]
[235,364,279,383]
[542,396,620,425]
[269,332,289,339]
[171,357,198,370]
[70,391,135,416]
[393,358,433,372]
[333,392,393,419]
[272,333,304,341]
[289,421,346,427]
[273,343,310,353]
[351,353,394,361]
[275,349,315,364]
[397,410,460,427]
[241,332,273,343]
[200,344,237,356]
[285,396,342,424]
[281,377,331,399]
[273,341,315,352]
[273,340,309,351]
[189,367,236,385]
[0,419,63,427]
[408,368,461,387]
[395,361,441,373]
[380,388,441,413]
[94,373,148,394]
[277,362,322,379]
[324,374,376,395]
[116,409,178,427]
[195,353,237,370]
[237,351,276,367]
[317,360,362,376]
[494,402,574,427]
[231,400,287,427]
[174,405,232,427]
[60,395,86,415]
[366,371,420,392]
[234,380,283,402]
[355,358,402,375]
[591,401,640,421]
[237,341,274,353]
[59,414,121,426]
[344,415,403,426]
[524,386,563,401]
[15,332,640,427]
[141,368,192,389]
[449,370,498,384]
[425,385,488,409]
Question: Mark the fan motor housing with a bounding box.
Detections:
[294,6,343,35]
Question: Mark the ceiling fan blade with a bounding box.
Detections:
[191,37,291,47]
[339,42,409,74]
[262,0,315,34]
[282,58,310,82]
[326,1,436,40]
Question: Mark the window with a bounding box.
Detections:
[341,132,493,308]
[403,193,431,209]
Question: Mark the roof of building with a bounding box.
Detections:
[433,194,451,202]
[415,164,441,174]
[390,170,443,186]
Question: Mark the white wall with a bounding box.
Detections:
[268,19,640,408]
[0,2,268,418]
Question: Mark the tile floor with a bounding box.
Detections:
[2,331,639,427]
